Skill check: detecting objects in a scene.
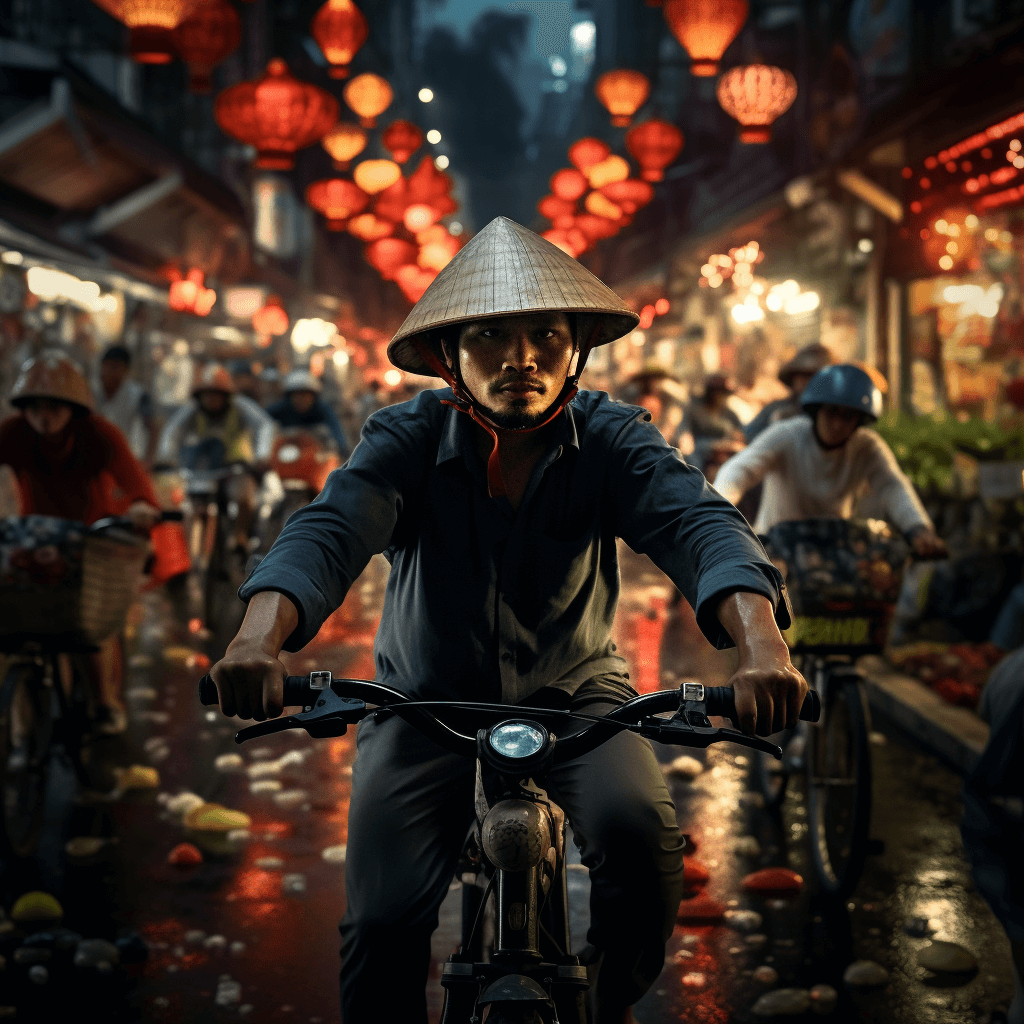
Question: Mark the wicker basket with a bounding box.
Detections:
[761,518,909,653]
[0,516,149,648]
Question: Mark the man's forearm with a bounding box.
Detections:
[228,590,299,657]
[715,590,789,657]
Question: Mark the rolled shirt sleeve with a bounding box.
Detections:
[607,408,789,648]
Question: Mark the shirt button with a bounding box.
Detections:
[501,652,514,664]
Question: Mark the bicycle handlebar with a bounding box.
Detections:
[198,674,819,762]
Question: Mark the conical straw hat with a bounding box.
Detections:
[388,216,639,375]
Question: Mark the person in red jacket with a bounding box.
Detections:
[0,349,160,733]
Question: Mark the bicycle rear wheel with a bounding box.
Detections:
[0,662,54,858]
[806,675,871,899]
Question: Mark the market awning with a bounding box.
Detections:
[0,72,248,281]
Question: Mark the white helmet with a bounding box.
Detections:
[283,370,321,394]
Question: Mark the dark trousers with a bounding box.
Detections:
[338,699,687,1023]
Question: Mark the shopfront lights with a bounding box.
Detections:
[434,155,449,170]
[1,250,23,265]
[426,129,441,144]
[938,255,954,270]
[383,368,403,387]
[418,87,434,102]
[857,238,874,253]
[731,302,765,324]
[291,317,338,354]
[26,266,118,313]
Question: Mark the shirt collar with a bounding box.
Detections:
[436,389,580,469]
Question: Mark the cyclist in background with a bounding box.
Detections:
[714,364,946,558]
[744,342,834,443]
[0,350,161,733]
[266,370,351,458]
[95,344,156,464]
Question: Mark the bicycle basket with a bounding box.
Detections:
[0,515,149,648]
[761,518,909,653]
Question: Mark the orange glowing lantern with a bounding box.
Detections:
[403,203,440,233]
[625,119,684,181]
[343,73,393,128]
[305,178,371,230]
[311,0,369,79]
[382,120,424,164]
[91,0,200,64]
[172,0,240,93]
[586,154,630,189]
[569,138,612,173]
[599,179,655,213]
[663,0,748,77]
[252,295,289,336]
[537,195,577,228]
[594,70,651,127]
[215,59,338,169]
[348,213,395,241]
[550,168,589,202]
[365,238,419,280]
[585,192,623,220]
[542,227,588,257]
[417,229,460,272]
[321,122,368,169]
[354,159,402,195]
[574,214,620,243]
[168,268,216,315]
[716,64,797,143]
[394,265,438,303]
[373,176,412,224]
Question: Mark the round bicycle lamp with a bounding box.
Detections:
[488,721,547,759]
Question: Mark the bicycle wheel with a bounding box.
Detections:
[0,662,54,858]
[806,676,871,899]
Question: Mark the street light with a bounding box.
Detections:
[426,129,441,144]
[418,87,433,102]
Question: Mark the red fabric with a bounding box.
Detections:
[0,413,159,525]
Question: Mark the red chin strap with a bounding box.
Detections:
[412,324,599,498]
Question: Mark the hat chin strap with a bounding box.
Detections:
[412,325,599,498]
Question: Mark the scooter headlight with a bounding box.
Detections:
[488,721,547,760]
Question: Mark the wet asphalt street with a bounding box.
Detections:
[0,545,1016,1023]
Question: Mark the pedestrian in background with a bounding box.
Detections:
[744,343,834,443]
[95,344,156,463]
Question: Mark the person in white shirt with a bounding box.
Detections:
[96,345,155,463]
[714,364,946,559]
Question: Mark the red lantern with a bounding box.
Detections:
[382,120,424,164]
[537,195,577,228]
[321,122,368,169]
[215,59,338,169]
[569,138,611,173]
[348,213,395,241]
[599,179,655,213]
[305,178,371,230]
[550,168,589,202]
[373,176,412,224]
[172,0,240,93]
[354,159,402,195]
[394,265,437,303]
[663,0,748,77]
[343,73,393,128]
[716,64,797,143]
[417,228,460,272]
[403,203,441,233]
[625,120,684,181]
[573,214,619,243]
[168,268,216,316]
[91,0,200,64]
[585,192,623,220]
[252,295,290,336]
[365,238,419,280]
[594,70,650,127]
[311,0,369,79]
[542,227,589,258]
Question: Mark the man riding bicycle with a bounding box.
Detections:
[210,217,807,1024]
[266,369,351,458]
[714,363,946,558]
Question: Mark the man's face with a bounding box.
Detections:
[198,390,229,416]
[815,404,863,447]
[289,390,316,415]
[24,398,74,435]
[100,358,128,396]
[447,312,575,429]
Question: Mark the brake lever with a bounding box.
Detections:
[234,687,368,744]
[640,693,784,760]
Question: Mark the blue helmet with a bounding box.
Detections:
[799,364,883,423]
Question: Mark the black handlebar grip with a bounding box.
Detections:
[197,675,318,707]
[704,686,820,724]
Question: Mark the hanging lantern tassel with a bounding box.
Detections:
[716,64,797,143]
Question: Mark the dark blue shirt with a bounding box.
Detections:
[266,396,350,457]
[240,388,789,704]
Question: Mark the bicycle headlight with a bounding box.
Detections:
[488,721,547,760]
